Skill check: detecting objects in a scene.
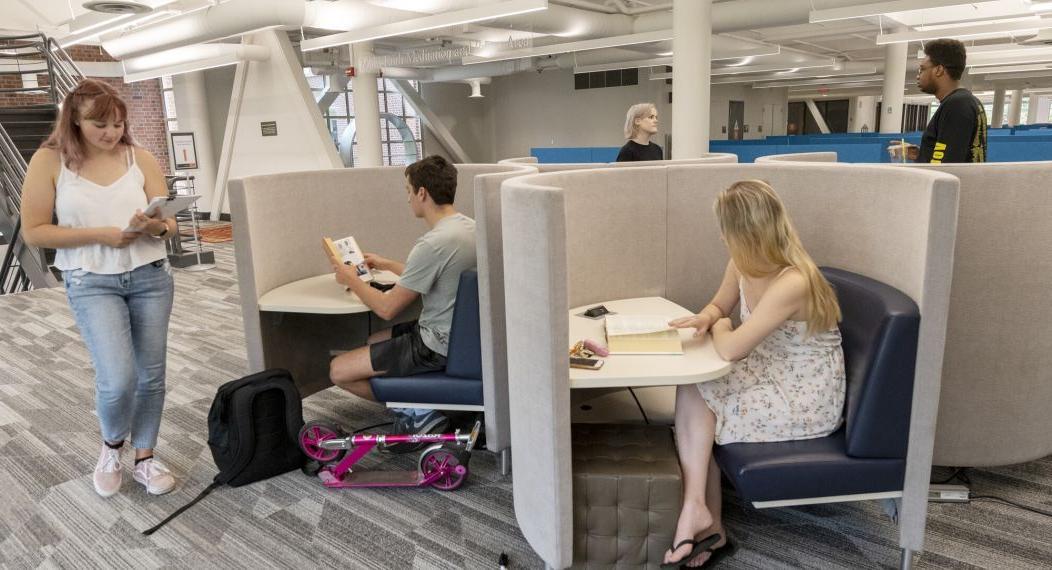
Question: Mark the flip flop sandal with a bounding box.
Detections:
[694,536,737,568]
[660,533,721,569]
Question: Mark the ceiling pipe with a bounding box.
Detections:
[102,0,305,59]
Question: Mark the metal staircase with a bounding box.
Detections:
[0,33,84,294]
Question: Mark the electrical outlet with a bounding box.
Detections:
[928,484,970,503]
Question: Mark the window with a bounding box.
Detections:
[160,75,178,133]
[306,72,424,166]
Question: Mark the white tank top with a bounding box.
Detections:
[53,146,166,274]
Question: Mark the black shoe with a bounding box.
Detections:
[382,410,450,454]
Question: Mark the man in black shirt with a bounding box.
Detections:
[914,38,987,163]
[616,102,663,161]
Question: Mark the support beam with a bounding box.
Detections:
[671,0,712,157]
[315,72,348,112]
[210,47,249,221]
[350,42,383,167]
[805,99,831,134]
[880,36,907,133]
[991,87,1005,127]
[1008,88,1024,127]
[391,80,472,163]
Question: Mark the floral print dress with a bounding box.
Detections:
[697,281,846,445]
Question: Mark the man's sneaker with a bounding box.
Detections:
[383,410,450,454]
[132,457,176,495]
[94,444,123,497]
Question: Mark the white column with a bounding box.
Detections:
[350,42,383,167]
[1008,88,1023,127]
[671,0,712,157]
[171,71,218,214]
[1038,96,1052,124]
[851,95,877,132]
[990,87,1005,128]
[1026,93,1040,125]
[879,39,907,134]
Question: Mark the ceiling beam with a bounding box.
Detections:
[810,0,998,24]
[877,17,1052,44]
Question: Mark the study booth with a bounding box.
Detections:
[498,163,958,568]
[474,153,739,472]
[757,153,1052,470]
[226,163,533,422]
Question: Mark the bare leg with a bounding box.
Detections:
[330,345,382,400]
[328,328,395,400]
[685,457,728,567]
[663,384,721,566]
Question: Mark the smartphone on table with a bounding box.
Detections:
[570,357,604,370]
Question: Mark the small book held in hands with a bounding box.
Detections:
[605,314,684,355]
[323,235,373,282]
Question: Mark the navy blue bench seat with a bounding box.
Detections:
[369,270,483,408]
[715,267,920,506]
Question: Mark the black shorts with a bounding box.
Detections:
[369,321,447,377]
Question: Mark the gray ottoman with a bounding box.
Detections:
[572,423,683,569]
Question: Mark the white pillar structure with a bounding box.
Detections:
[171,71,218,215]
[1037,96,1052,124]
[1026,93,1041,125]
[350,41,383,167]
[671,0,713,157]
[879,38,907,134]
[1008,88,1024,127]
[991,87,1005,128]
[851,95,878,132]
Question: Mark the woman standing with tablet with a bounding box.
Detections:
[20,79,177,498]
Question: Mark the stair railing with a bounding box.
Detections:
[0,122,57,293]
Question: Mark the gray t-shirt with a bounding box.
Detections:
[397,213,477,355]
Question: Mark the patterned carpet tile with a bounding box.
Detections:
[0,242,1048,569]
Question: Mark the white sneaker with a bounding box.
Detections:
[94,445,123,498]
[132,457,176,495]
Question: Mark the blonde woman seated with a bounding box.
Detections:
[662,180,846,568]
[616,102,663,162]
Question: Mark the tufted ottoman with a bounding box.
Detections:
[571,423,683,569]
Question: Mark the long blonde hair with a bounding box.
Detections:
[714,180,841,334]
[623,102,656,139]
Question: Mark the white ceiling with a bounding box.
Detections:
[5,0,1052,97]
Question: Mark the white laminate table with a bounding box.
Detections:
[257,270,399,314]
[568,297,732,390]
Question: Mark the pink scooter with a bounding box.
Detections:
[298,419,481,490]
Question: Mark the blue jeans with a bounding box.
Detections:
[64,260,174,449]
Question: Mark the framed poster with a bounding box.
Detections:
[170,131,198,170]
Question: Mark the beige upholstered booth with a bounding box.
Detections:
[473,155,738,474]
[755,151,838,163]
[228,163,528,399]
[757,154,1052,468]
[501,163,959,568]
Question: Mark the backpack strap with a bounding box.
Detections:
[141,480,222,535]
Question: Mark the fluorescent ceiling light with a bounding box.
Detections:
[711,60,835,76]
[877,18,1052,44]
[60,10,178,48]
[974,63,1052,74]
[463,29,670,64]
[302,0,547,52]
[809,0,982,23]
[751,74,884,89]
[914,16,1040,32]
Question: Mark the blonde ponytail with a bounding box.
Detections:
[715,180,841,335]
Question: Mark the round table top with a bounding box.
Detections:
[257,270,399,314]
[568,297,732,389]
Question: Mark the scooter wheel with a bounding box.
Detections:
[299,421,344,463]
[420,448,469,491]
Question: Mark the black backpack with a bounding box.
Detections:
[142,369,306,535]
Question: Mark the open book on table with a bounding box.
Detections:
[323,235,373,282]
[604,314,684,355]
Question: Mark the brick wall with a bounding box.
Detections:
[0,45,170,173]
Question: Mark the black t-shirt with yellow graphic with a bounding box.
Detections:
[918,88,988,163]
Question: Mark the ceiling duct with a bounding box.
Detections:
[102,0,305,59]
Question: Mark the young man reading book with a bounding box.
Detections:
[326,155,476,449]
